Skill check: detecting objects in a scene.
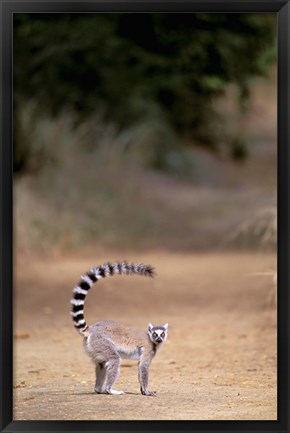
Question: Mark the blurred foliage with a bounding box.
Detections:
[14,13,276,174]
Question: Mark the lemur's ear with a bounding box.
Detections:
[164,323,168,331]
[148,323,153,332]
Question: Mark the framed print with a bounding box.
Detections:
[1,1,289,432]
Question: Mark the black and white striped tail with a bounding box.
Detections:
[70,261,155,336]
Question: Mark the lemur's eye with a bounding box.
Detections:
[161,332,165,338]
[153,332,157,337]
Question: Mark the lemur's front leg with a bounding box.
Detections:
[138,356,156,397]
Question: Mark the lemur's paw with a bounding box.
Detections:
[94,387,105,394]
[141,389,157,397]
[106,389,125,395]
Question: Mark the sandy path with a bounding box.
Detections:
[13,251,277,420]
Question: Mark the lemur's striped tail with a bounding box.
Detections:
[70,261,155,336]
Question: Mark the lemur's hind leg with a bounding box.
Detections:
[92,338,124,395]
[103,354,123,395]
[94,363,106,394]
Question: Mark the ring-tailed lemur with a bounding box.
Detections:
[70,261,168,396]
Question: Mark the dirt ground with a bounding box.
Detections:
[13,251,277,420]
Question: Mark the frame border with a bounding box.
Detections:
[1,1,289,432]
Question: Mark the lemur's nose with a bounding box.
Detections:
[156,337,162,343]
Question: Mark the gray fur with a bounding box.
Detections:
[71,262,168,396]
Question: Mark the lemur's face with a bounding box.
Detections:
[148,323,168,344]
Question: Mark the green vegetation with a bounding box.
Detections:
[14,13,276,175]
[13,13,277,253]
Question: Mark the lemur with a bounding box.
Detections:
[70,261,168,396]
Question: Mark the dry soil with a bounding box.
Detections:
[13,251,277,420]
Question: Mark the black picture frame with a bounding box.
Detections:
[1,1,289,432]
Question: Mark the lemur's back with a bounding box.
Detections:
[87,320,150,360]
[90,320,148,345]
